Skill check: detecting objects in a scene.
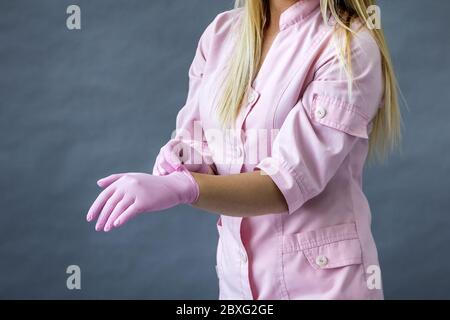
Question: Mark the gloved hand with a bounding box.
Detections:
[86,167,199,232]
[152,139,214,176]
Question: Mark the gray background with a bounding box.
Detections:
[0,0,449,299]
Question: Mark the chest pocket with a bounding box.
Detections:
[281,223,368,299]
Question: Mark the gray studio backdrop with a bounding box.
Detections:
[0,0,449,299]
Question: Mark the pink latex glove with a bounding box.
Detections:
[86,167,199,232]
[152,139,214,176]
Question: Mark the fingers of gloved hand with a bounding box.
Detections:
[153,159,169,176]
[97,173,126,188]
[152,149,168,175]
[104,197,135,231]
[166,138,183,151]
[156,166,168,176]
[95,192,124,231]
[153,139,195,176]
[113,204,139,228]
[163,141,183,166]
[159,159,178,175]
[86,186,116,222]
[163,140,184,159]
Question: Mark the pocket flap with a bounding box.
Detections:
[282,223,363,270]
[311,95,371,139]
[303,238,362,270]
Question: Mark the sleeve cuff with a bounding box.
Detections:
[255,157,309,214]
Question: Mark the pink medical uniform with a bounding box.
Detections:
[173,0,384,299]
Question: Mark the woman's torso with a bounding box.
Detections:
[196,1,384,300]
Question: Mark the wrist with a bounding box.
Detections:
[170,167,200,204]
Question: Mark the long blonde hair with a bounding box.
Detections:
[217,0,401,161]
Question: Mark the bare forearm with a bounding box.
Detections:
[190,171,288,217]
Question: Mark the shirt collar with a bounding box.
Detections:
[279,0,321,30]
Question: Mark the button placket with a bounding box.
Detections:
[236,87,260,129]
[230,130,243,159]
[247,91,257,104]
[229,87,259,174]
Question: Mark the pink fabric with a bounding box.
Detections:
[172,0,384,299]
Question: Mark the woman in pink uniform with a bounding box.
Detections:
[87,0,401,300]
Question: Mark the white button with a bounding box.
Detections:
[315,255,328,267]
[240,250,248,262]
[247,92,256,104]
[315,106,327,119]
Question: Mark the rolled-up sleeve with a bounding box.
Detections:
[256,29,384,214]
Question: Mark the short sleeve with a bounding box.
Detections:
[256,29,384,214]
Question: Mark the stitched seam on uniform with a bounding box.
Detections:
[313,20,338,74]
[257,157,306,212]
[283,233,358,253]
[315,95,370,120]
[216,224,226,299]
[271,27,330,129]
[316,119,365,138]
[349,176,370,291]
[323,257,362,268]
[238,254,245,299]
[278,157,313,204]
[217,232,225,294]
[311,96,368,138]
[291,162,313,199]
[266,157,307,214]
[278,215,290,300]
[298,233,359,250]
[276,214,284,299]
[239,92,260,128]
[304,251,362,269]
[303,249,316,269]
[285,161,317,213]
[235,218,247,299]
[281,1,320,30]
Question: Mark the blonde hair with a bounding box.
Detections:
[217,0,401,161]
